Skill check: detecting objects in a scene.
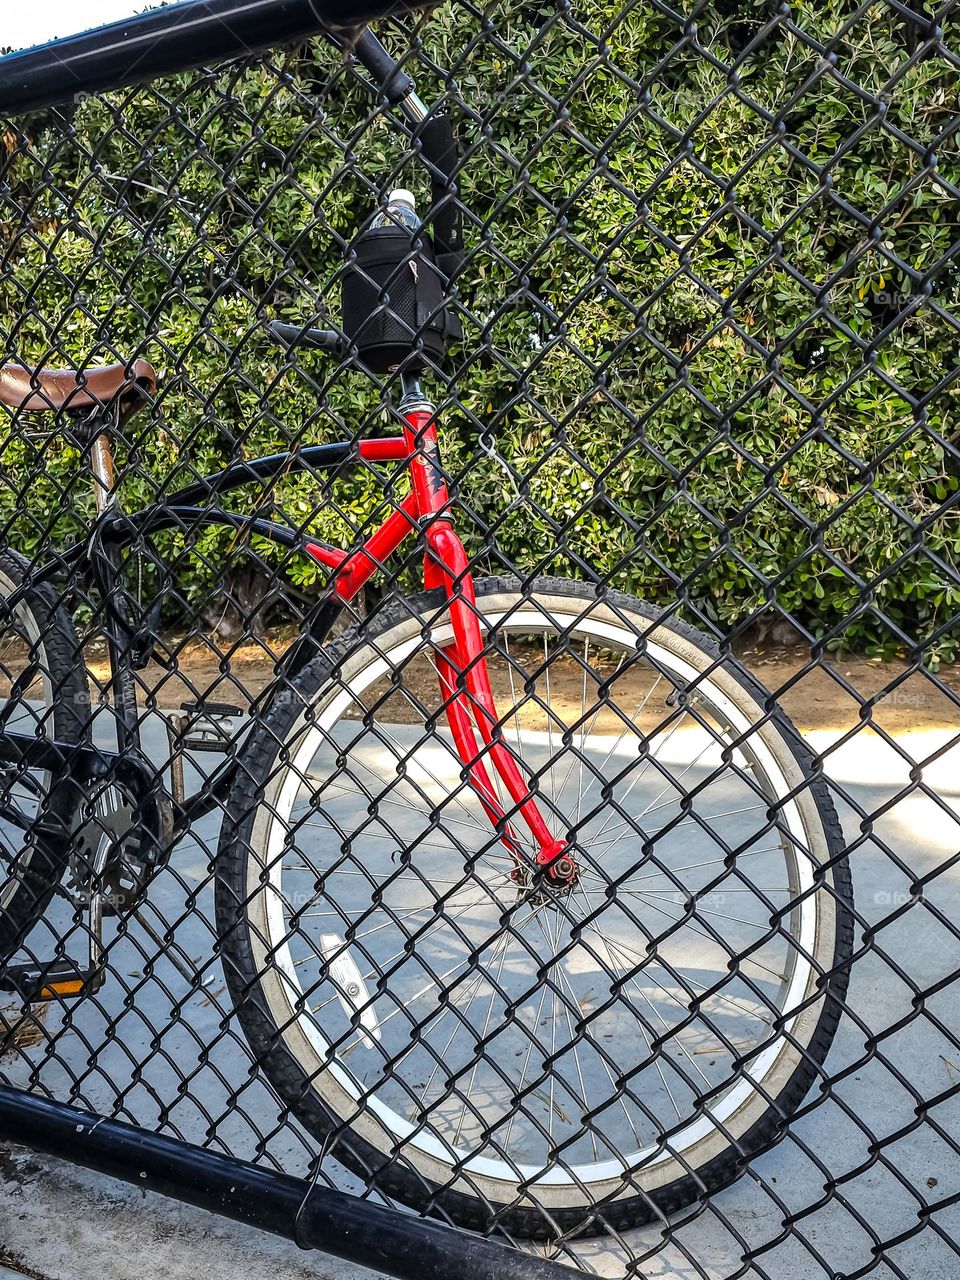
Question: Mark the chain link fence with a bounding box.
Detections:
[0,0,958,1275]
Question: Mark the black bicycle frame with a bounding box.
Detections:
[8,437,406,835]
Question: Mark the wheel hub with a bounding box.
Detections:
[513,848,580,904]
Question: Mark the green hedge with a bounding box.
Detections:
[1,0,958,659]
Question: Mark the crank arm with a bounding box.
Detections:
[1,845,108,1003]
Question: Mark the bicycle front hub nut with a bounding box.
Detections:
[551,855,577,883]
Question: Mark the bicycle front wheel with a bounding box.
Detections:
[217,576,851,1236]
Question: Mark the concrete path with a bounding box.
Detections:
[0,1142,382,1280]
[0,712,957,1280]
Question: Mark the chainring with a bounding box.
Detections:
[68,779,159,914]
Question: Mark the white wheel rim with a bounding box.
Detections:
[251,606,820,1193]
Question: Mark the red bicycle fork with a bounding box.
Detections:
[307,405,574,882]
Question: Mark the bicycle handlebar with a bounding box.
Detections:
[0,8,463,268]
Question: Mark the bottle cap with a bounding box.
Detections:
[388,188,417,209]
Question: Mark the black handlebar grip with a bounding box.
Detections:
[348,29,415,104]
[268,321,348,354]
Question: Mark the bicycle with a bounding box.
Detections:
[0,35,852,1240]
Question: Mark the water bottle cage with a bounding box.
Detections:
[341,225,461,374]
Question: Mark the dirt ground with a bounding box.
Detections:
[79,628,960,739]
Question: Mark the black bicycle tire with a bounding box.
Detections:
[0,549,87,959]
[216,575,854,1238]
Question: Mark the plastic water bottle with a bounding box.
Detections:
[371,189,419,231]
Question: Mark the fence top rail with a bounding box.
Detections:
[0,0,426,116]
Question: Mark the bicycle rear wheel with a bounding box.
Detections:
[0,551,86,956]
[217,576,852,1236]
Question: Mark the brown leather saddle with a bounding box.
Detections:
[0,359,158,419]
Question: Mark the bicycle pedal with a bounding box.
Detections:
[175,700,243,753]
[0,958,99,1000]
[180,700,243,718]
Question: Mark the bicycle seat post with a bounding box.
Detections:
[82,395,147,754]
[88,409,119,515]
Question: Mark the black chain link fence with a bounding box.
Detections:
[0,0,958,1274]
